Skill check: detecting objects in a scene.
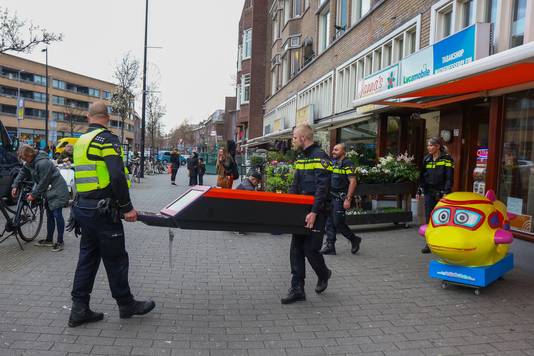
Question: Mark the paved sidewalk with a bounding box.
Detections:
[0,170,533,356]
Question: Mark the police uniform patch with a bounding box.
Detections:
[113,143,122,154]
[320,159,330,169]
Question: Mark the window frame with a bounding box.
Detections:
[242,29,253,60]
[241,74,251,105]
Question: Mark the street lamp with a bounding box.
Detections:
[16,69,25,139]
[41,48,49,148]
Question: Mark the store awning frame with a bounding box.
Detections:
[353,41,534,109]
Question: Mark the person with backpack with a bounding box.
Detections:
[216,147,237,189]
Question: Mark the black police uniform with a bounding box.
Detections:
[71,124,135,307]
[420,152,454,221]
[325,158,361,247]
[287,143,331,291]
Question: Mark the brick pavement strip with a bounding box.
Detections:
[0,171,533,355]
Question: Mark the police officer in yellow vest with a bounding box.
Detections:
[68,101,155,328]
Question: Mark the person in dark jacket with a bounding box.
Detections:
[198,158,206,185]
[12,145,70,251]
[58,144,74,165]
[169,149,180,185]
[281,124,332,305]
[418,137,454,254]
[236,171,262,191]
[187,152,199,186]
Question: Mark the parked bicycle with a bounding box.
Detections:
[130,158,141,184]
[0,181,44,250]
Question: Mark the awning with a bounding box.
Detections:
[314,111,373,131]
[353,41,534,110]
[241,128,292,149]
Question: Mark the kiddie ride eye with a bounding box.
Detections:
[419,190,515,295]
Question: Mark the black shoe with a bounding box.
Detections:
[421,245,431,254]
[281,286,306,304]
[52,243,64,252]
[171,182,176,185]
[68,302,104,328]
[119,300,156,319]
[315,269,332,294]
[320,242,336,255]
[35,239,53,247]
[350,237,361,254]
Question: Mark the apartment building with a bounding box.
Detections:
[0,53,136,148]
[191,109,226,153]
[247,0,534,240]
[235,0,269,145]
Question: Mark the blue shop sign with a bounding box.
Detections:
[433,25,476,74]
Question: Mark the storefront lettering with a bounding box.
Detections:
[403,67,431,84]
[359,76,384,97]
[442,49,465,64]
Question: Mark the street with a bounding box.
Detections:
[0,170,533,356]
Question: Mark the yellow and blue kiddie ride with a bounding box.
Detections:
[418,190,514,295]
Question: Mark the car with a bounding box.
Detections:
[157,151,171,164]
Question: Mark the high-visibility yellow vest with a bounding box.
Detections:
[73,128,130,193]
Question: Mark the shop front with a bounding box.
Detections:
[350,25,534,241]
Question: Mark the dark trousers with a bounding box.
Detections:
[325,198,359,244]
[189,170,198,186]
[71,201,133,306]
[46,207,65,244]
[171,167,178,182]
[198,174,204,185]
[290,214,329,287]
[424,191,441,222]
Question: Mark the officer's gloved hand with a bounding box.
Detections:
[66,207,81,238]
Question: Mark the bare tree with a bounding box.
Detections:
[111,53,139,143]
[168,120,194,148]
[64,103,84,137]
[0,7,62,54]
[146,84,166,153]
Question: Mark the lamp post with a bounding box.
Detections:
[41,48,49,148]
[140,0,149,178]
[16,69,25,140]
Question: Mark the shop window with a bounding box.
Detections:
[339,118,377,165]
[498,90,534,234]
[511,0,526,48]
[386,117,400,155]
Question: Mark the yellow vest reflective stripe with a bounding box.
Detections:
[294,158,332,171]
[74,128,130,193]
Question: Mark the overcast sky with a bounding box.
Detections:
[3,0,244,131]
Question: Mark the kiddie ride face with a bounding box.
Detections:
[418,190,515,295]
[137,186,315,235]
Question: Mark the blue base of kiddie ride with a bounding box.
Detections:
[429,253,514,294]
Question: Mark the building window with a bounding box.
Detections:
[52,79,66,90]
[33,75,47,86]
[304,0,310,10]
[383,43,392,67]
[351,0,371,24]
[242,29,252,59]
[271,67,278,95]
[291,49,301,77]
[336,0,349,37]
[33,92,46,102]
[52,96,65,106]
[237,45,242,71]
[103,90,112,100]
[405,27,417,56]
[511,0,526,48]
[52,112,65,121]
[241,74,251,104]
[339,118,377,165]
[284,0,291,23]
[88,88,100,98]
[498,89,534,235]
[318,8,331,53]
[294,0,302,17]
[458,0,476,30]
[272,13,280,42]
[373,48,382,72]
[435,2,453,41]
[364,53,373,76]
[393,34,404,63]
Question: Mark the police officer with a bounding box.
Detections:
[281,124,332,304]
[320,143,362,255]
[418,137,454,254]
[68,101,155,327]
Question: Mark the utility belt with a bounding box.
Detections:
[330,191,347,200]
[75,196,121,223]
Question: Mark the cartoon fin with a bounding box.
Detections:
[494,229,513,244]
[418,224,428,237]
[485,190,497,202]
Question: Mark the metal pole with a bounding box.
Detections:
[16,70,23,140]
[140,0,149,178]
[44,49,49,148]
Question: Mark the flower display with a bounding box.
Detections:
[349,152,419,184]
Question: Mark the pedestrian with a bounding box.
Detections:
[11,145,70,252]
[170,148,180,185]
[236,171,262,191]
[198,158,206,185]
[417,137,454,254]
[281,124,332,304]
[187,152,199,186]
[320,143,362,255]
[68,101,155,328]
[58,144,74,165]
[216,147,237,189]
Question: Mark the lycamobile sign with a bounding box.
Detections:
[401,46,433,85]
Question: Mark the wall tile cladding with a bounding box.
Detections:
[265,0,439,114]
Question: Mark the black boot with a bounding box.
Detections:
[315,269,332,294]
[421,244,431,254]
[119,299,156,319]
[320,242,336,255]
[68,302,104,328]
[281,285,306,304]
[350,236,361,254]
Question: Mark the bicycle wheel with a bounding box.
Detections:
[17,200,44,242]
